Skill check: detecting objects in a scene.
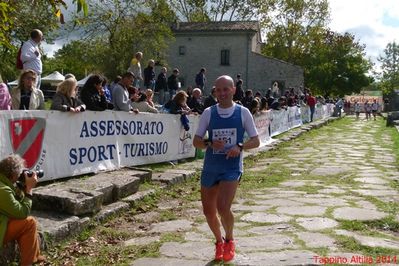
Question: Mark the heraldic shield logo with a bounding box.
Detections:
[9,118,46,168]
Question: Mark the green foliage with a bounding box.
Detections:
[0,0,60,81]
[47,0,175,79]
[305,31,372,96]
[168,0,262,22]
[378,41,399,94]
[261,0,372,96]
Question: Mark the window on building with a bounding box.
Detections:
[179,46,186,55]
[221,49,230,65]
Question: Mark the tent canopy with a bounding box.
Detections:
[7,80,18,87]
[77,74,93,87]
[41,71,65,83]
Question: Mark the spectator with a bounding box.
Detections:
[364,100,372,120]
[0,154,46,265]
[187,88,204,114]
[260,97,268,111]
[0,83,12,110]
[204,86,217,109]
[335,98,343,117]
[101,77,113,109]
[11,69,44,110]
[242,89,253,109]
[306,92,317,122]
[112,72,137,112]
[155,67,168,105]
[143,59,156,90]
[167,68,180,100]
[195,67,206,91]
[233,74,244,102]
[64,73,75,80]
[186,86,193,104]
[354,100,361,120]
[51,78,86,113]
[21,29,43,89]
[80,74,108,111]
[371,99,379,120]
[167,90,192,131]
[249,98,260,115]
[145,89,155,108]
[109,76,122,95]
[167,90,191,115]
[127,52,143,88]
[131,92,158,113]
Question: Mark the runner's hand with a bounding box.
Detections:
[226,145,241,159]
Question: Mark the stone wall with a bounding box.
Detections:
[166,32,304,96]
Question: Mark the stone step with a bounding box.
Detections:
[151,169,197,185]
[33,210,90,243]
[32,168,151,215]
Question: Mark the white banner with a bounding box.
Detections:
[287,106,302,129]
[270,109,289,136]
[253,110,272,146]
[0,110,199,181]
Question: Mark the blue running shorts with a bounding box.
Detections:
[201,171,242,188]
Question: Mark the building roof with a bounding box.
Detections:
[172,21,259,33]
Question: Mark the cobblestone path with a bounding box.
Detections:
[130,117,399,266]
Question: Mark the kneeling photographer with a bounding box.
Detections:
[0,154,45,265]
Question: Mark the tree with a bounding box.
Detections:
[378,41,399,94]
[46,0,175,79]
[305,30,372,96]
[261,0,330,65]
[167,0,262,22]
[260,0,371,96]
[0,0,60,82]
[0,0,88,48]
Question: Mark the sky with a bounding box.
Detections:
[42,0,399,74]
[328,0,399,72]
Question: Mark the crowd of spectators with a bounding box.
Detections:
[1,49,345,120]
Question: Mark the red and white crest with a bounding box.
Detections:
[9,118,46,169]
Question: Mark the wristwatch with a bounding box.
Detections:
[204,139,212,147]
[237,142,243,151]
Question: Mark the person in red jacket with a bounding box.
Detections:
[306,92,317,122]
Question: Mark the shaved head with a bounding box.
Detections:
[215,75,234,87]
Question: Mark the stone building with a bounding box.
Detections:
[166,21,304,96]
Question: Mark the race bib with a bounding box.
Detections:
[212,128,237,154]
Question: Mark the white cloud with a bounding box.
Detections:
[328,0,399,72]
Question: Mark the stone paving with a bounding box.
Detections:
[128,116,399,266]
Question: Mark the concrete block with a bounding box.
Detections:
[33,184,104,215]
[163,169,197,181]
[33,210,90,242]
[124,167,152,183]
[122,189,156,207]
[152,171,185,185]
[93,201,130,223]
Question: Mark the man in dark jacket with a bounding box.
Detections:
[167,68,180,100]
[204,86,217,109]
[195,68,206,91]
[233,74,244,102]
[155,67,167,104]
[143,59,155,90]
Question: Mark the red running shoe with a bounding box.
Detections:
[223,239,235,262]
[215,241,224,261]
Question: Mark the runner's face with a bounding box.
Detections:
[215,79,235,102]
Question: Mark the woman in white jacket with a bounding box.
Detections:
[11,69,44,110]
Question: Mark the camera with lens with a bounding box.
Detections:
[17,169,44,189]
